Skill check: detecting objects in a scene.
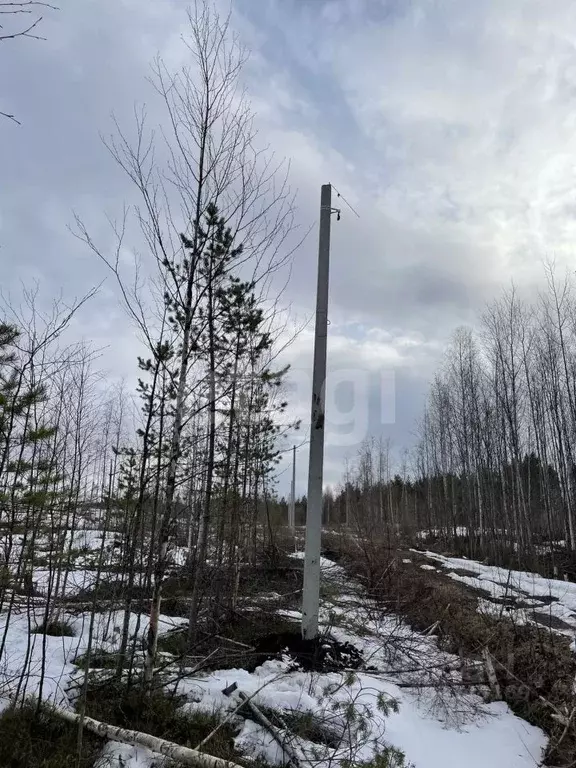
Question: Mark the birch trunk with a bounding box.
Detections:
[51,705,244,768]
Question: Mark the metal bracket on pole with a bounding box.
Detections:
[321,205,341,221]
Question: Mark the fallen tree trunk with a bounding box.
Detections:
[222,683,300,767]
[237,691,300,768]
[482,649,501,700]
[50,703,244,768]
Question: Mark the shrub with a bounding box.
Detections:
[343,748,412,768]
[32,620,75,637]
[73,648,119,670]
[0,701,100,767]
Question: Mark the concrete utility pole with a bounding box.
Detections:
[289,445,296,531]
[302,183,337,640]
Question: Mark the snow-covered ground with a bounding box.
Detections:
[175,657,544,768]
[171,583,547,768]
[417,549,576,636]
[0,608,188,711]
[0,542,549,768]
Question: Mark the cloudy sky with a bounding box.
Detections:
[3,0,576,494]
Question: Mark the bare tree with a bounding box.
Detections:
[0,1,58,122]
[340,266,576,574]
[75,0,296,691]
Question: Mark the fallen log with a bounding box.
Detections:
[237,690,300,767]
[482,649,502,700]
[50,703,244,768]
[223,683,300,768]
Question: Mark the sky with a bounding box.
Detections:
[3,0,576,495]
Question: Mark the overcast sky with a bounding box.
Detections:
[3,0,576,495]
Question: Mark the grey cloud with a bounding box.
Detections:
[5,0,552,496]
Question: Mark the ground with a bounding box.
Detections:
[0,523,552,768]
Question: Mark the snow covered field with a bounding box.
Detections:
[0,542,549,768]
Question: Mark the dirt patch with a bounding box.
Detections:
[156,612,303,672]
[31,619,75,637]
[448,567,482,578]
[321,547,345,563]
[258,706,342,750]
[435,571,543,610]
[70,578,150,604]
[531,611,573,631]
[83,682,252,766]
[160,551,304,619]
[454,581,506,604]
[533,594,560,606]
[251,631,366,673]
[0,702,101,768]
[491,580,532,597]
[490,596,539,610]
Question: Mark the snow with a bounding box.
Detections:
[416,527,470,540]
[166,545,190,567]
[0,608,187,712]
[0,527,119,565]
[168,555,547,768]
[175,617,546,768]
[381,694,543,768]
[32,567,100,596]
[0,535,549,768]
[290,550,343,573]
[95,741,158,768]
[420,549,576,635]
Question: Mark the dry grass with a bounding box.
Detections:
[322,532,576,766]
[0,701,101,768]
[83,680,264,767]
[31,620,76,637]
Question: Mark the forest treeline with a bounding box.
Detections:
[324,267,576,575]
